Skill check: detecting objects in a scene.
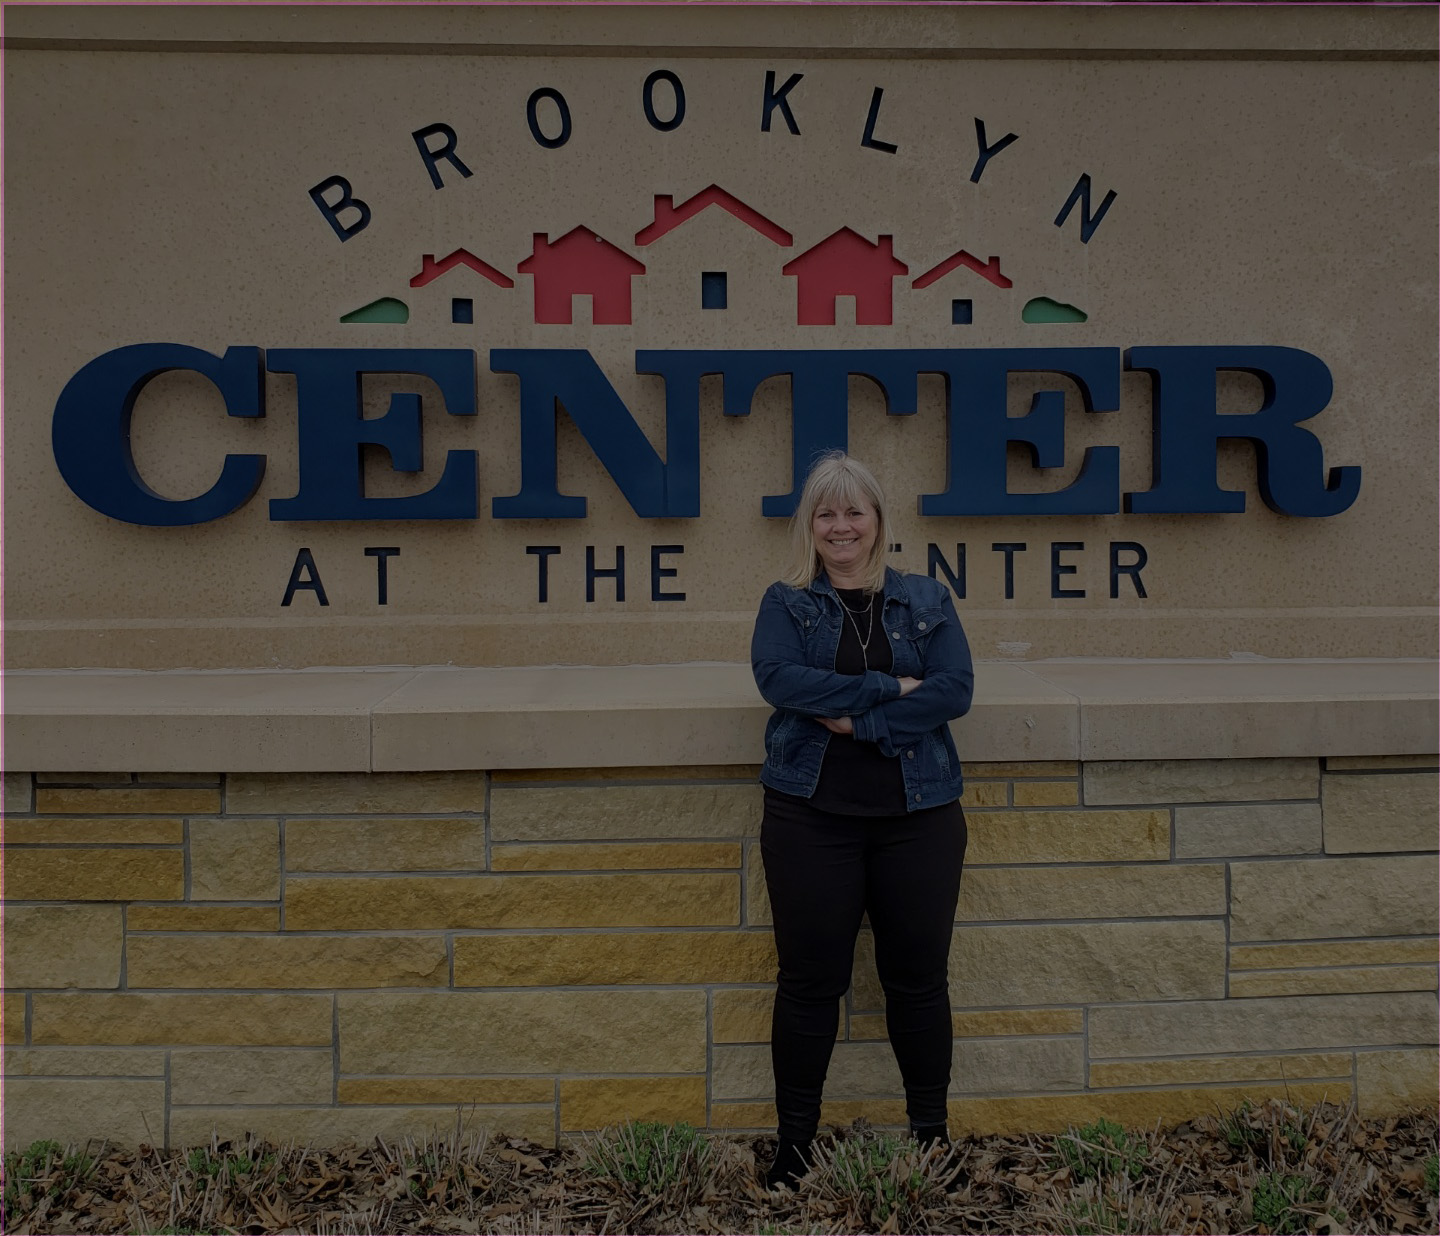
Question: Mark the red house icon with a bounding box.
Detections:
[516,227,647,325]
[781,228,908,326]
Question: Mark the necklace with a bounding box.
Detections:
[839,591,875,652]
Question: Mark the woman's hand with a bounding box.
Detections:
[819,715,855,735]
[896,676,923,697]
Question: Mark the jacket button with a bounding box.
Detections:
[907,750,915,759]
[890,630,900,639]
[914,793,922,803]
[918,621,927,630]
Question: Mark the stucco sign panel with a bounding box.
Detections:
[6,14,1436,668]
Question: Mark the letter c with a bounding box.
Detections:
[52,343,266,526]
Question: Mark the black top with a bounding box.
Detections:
[807,587,908,815]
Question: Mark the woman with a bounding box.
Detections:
[750,451,974,1190]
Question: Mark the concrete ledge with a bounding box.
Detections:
[6,5,1433,57]
[3,660,1435,774]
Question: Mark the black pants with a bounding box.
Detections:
[760,788,968,1142]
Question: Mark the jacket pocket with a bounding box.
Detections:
[768,714,795,764]
[908,605,947,644]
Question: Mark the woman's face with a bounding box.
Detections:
[812,493,878,580]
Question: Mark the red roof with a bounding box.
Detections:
[912,250,1011,291]
[782,228,907,277]
[635,185,792,247]
[517,227,646,275]
[410,248,514,289]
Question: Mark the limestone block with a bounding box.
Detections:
[965,762,1078,779]
[490,784,762,841]
[126,934,448,989]
[454,931,775,986]
[127,906,280,932]
[1089,1053,1352,1088]
[1230,940,1438,969]
[942,1083,1347,1137]
[4,849,184,901]
[710,989,839,1044]
[3,1048,166,1076]
[850,1009,1085,1041]
[36,787,220,815]
[170,1104,557,1149]
[711,1100,907,1130]
[714,1037,1084,1100]
[966,810,1169,864]
[339,990,706,1074]
[3,772,34,816]
[227,771,487,815]
[285,872,739,930]
[713,1043,869,1100]
[170,1049,333,1104]
[1327,756,1438,771]
[958,864,1224,922]
[4,995,26,1044]
[1011,781,1079,808]
[1322,773,1439,854]
[950,1036,1087,1095]
[286,818,488,872]
[3,905,123,988]
[339,1078,553,1104]
[1174,804,1322,858]
[32,993,333,1046]
[492,842,741,871]
[712,988,777,1043]
[1356,1049,1440,1116]
[494,766,760,784]
[961,782,1008,808]
[855,921,1225,1010]
[746,846,771,927]
[1230,855,1439,941]
[4,1079,165,1149]
[3,817,185,844]
[1089,991,1437,1059]
[1228,965,1436,999]
[954,1009,1085,1037]
[1083,759,1317,806]
[190,820,280,900]
[560,1077,707,1129]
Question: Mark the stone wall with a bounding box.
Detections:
[2,757,1436,1149]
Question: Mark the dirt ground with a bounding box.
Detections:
[3,1099,1436,1234]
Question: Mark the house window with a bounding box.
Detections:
[452,297,474,324]
[951,299,972,325]
[701,272,728,310]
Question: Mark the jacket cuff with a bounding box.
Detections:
[853,706,883,745]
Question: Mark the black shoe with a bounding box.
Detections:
[911,1121,950,1150]
[765,1136,811,1190]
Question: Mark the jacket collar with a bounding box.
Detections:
[809,566,907,605]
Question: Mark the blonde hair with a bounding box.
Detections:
[781,451,893,593]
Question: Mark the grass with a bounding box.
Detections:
[0,1100,1434,1234]
[1056,1117,1148,1182]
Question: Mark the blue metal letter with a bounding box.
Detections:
[919,348,1122,515]
[267,349,477,520]
[52,343,266,527]
[642,350,926,517]
[492,350,701,518]
[1124,346,1361,516]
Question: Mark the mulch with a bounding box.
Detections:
[3,1098,1435,1234]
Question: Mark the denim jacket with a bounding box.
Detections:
[751,567,974,810]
